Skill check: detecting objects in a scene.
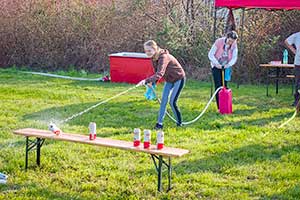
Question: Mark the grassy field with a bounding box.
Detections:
[0,68,299,200]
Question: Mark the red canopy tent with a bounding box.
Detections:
[212,0,300,87]
[215,0,300,10]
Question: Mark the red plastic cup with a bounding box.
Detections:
[143,130,151,149]
[156,130,164,150]
[134,140,140,147]
[89,133,95,140]
[133,128,141,147]
[89,122,96,140]
[157,143,164,150]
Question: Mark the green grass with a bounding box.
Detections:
[0,67,299,199]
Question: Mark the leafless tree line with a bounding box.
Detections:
[0,0,299,82]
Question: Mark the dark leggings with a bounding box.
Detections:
[212,67,228,108]
[158,78,185,125]
[294,65,300,104]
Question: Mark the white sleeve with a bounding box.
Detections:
[208,45,220,66]
[227,47,238,67]
[286,33,295,45]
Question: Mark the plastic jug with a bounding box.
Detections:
[219,87,233,114]
[218,67,232,114]
[144,83,156,100]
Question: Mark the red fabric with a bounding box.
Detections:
[215,0,300,10]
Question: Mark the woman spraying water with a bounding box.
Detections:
[137,40,186,129]
[48,40,186,132]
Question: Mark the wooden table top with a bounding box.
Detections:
[14,128,189,158]
[259,63,295,68]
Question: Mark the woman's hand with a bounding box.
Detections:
[216,64,222,69]
[137,79,146,86]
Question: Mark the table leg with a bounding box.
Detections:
[266,74,269,97]
[157,155,163,192]
[167,157,172,191]
[276,67,279,94]
[25,137,29,170]
[151,154,172,192]
[24,137,45,170]
[36,138,43,166]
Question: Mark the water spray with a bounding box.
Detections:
[47,84,140,134]
[46,81,222,134]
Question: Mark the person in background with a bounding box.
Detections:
[208,31,238,109]
[137,40,186,129]
[285,32,300,107]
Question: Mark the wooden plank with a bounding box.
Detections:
[13,128,189,158]
[259,64,295,68]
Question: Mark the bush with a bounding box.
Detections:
[1,1,300,83]
[0,0,158,72]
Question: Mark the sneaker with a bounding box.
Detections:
[154,123,163,130]
[177,123,183,127]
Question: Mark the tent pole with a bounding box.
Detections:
[210,6,217,98]
[237,8,245,89]
[213,7,217,42]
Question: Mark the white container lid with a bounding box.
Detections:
[109,52,148,58]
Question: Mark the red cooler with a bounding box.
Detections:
[109,52,154,84]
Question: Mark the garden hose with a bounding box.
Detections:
[61,85,139,123]
[24,71,103,81]
[279,100,300,128]
[150,85,223,125]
